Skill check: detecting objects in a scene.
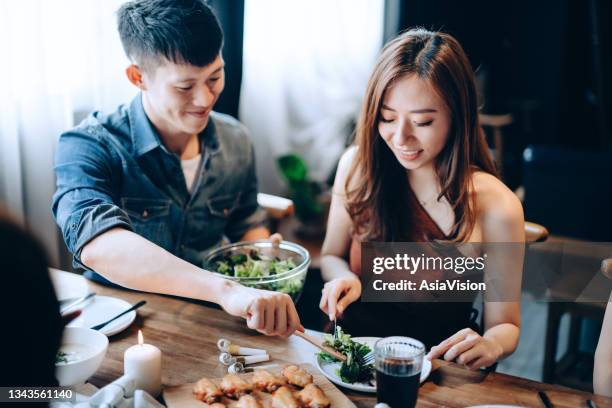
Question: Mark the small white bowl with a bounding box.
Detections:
[55,327,108,386]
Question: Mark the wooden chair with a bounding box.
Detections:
[257,193,294,233]
[480,113,514,173]
[257,193,294,220]
[525,221,549,243]
[542,256,611,389]
[602,258,612,278]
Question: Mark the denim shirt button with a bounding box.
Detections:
[142,209,149,218]
[223,208,229,216]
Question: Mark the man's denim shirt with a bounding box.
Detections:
[52,94,267,282]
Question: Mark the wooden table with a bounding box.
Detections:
[87,281,612,407]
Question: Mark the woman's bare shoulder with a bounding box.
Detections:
[471,171,524,230]
[333,146,360,194]
[337,145,358,173]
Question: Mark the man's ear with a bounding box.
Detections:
[126,64,146,90]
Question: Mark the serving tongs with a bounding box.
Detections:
[293,330,347,362]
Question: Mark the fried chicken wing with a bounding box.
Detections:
[220,373,253,399]
[236,394,263,408]
[271,386,300,408]
[297,384,330,408]
[252,369,287,392]
[192,377,223,404]
[281,365,313,388]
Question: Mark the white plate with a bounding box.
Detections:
[315,337,432,393]
[68,296,136,337]
[49,268,89,301]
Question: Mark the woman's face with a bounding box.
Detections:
[378,75,451,171]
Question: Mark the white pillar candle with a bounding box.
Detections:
[124,330,162,397]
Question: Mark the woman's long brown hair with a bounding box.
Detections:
[346,28,497,242]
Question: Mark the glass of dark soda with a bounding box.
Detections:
[374,336,425,408]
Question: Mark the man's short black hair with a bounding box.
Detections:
[117,0,223,71]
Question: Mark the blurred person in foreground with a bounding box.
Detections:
[0,208,62,389]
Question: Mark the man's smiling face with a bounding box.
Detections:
[141,54,225,136]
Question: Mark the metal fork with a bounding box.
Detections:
[363,351,375,365]
[333,318,338,341]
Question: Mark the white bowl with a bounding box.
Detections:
[55,327,108,386]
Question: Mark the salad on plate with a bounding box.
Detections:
[317,326,375,384]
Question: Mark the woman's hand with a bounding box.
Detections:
[319,276,361,321]
[426,328,504,370]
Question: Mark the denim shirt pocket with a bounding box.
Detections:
[207,193,241,219]
[121,197,172,246]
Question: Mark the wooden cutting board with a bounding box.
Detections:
[163,363,356,408]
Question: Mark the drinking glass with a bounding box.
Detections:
[375,336,425,408]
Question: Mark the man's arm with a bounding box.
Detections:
[81,228,298,336]
[240,226,271,241]
[81,227,234,303]
[53,129,300,336]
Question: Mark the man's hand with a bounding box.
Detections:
[426,328,504,370]
[269,233,282,247]
[220,284,301,337]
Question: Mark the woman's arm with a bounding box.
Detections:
[319,147,362,319]
[428,173,524,368]
[480,174,524,361]
[320,146,357,281]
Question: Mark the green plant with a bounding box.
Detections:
[277,154,323,222]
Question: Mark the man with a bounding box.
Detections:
[52,0,300,337]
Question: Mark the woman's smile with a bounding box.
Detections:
[396,147,424,160]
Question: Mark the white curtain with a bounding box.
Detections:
[0,0,136,267]
[240,0,384,194]
[0,0,385,264]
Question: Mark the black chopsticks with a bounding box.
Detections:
[538,390,554,408]
[90,300,146,331]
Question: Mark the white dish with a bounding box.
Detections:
[55,327,108,386]
[49,268,89,301]
[315,336,432,393]
[68,295,137,336]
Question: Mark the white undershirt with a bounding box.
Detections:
[181,154,201,193]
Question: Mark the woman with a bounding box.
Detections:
[594,260,612,396]
[319,29,524,369]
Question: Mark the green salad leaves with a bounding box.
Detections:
[317,326,374,384]
[213,248,302,299]
[215,249,296,278]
